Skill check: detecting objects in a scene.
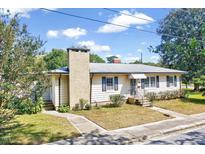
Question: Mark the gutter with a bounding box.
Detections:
[90,73,94,104]
[59,74,61,107]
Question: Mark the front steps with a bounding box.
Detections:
[127,97,152,107]
[43,102,55,110]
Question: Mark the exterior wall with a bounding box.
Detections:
[91,73,182,103]
[50,74,69,107]
[91,74,130,103]
[68,51,90,108]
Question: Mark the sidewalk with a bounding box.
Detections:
[44,109,205,145]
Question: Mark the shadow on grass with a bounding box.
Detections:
[49,129,134,145]
[181,98,205,105]
[0,120,79,145]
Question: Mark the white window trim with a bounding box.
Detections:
[168,75,175,87]
[143,76,157,89]
[106,77,114,91]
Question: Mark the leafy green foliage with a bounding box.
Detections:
[0,15,47,123]
[106,56,118,63]
[151,9,205,88]
[90,54,105,63]
[43,49,67,70]
[109,94,125,107]
[58,105,69,113]
[193,75,205,91]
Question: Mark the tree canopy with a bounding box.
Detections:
[106,56,118,63]
[43,49,67,70]
[151,8,205,88]
[90,54,105,63]
[0,14,47,124]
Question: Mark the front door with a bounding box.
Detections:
[130,79,136,96]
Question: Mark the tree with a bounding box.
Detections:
[90,54,105,63]
[43,49,67,70]
[193,75,205,92]
[106,56,118,63]
[151,9,205,90]
[0,14,47,125]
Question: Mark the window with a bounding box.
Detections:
[144,77,150,88]
[106,77,114,90]
[150,77,156,87]
[141,76,157,88]
[169,76,174,87]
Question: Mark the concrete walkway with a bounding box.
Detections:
[150,106,188,118]
[43,111,106,134]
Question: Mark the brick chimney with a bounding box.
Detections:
[67,48,90,109]
[112,57,121,64]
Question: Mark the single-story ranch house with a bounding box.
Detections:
[43,48,186,109]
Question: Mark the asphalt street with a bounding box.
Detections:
[145,126,205,145]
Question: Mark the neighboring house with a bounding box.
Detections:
[44,48,186,109]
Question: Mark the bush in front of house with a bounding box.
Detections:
[145,90,183,101]
[72,99,92,111]
[109,94,125,107]
[7,97,44,114]
[58,105,70,113]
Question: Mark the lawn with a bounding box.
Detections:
[71,104,170,130]
[154,91,205,115]
[0,113,80,145]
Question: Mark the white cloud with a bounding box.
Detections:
[46,27,87,39]
[62,27,87,39]
[136,26,144,30]
[97,10,154,33]
[140,41,147,45]
[47,30,59,38]
[123,56,140,63]
[0,8,36,18]
[137,48,143,52]
[78,40,111,53]
[150,55,160,62]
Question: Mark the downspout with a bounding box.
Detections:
[90,73,94,104]
[59,74,61,107]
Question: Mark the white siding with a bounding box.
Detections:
[91,74,130,103]
[91,74,181,103]
[50,75,69,107]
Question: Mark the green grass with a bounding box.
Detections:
[154,91,205,115]
[71,104,170,130]
[0,113,80,145]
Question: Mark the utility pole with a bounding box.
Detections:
[140,52,143,63]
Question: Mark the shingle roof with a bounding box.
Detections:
[89,63,186,74]
[48,63,186,74]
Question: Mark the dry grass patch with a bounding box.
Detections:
[71,104,170,130]
[154,92,205,115]
[0,113,80,145]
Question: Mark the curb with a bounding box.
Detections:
[126,120,205,143]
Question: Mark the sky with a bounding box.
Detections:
[1,8,171,63]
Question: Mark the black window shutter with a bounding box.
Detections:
[141,79,145,89]
[114,77,118,91]
[166,76,170,87]
[174,75,177,87]
[102,77,106,91]
[156,76,159,88]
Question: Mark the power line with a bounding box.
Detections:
[103,8,182,30]
[40,8,205,43]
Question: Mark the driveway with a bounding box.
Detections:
[145,126,205,145]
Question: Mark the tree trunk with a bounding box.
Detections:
[194,83,199,91]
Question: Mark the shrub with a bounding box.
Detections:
[109,94,125,107]
[58,105,69,113]
[145,90,183,101]
[145,92,157,102]
[7,97,44,114]
[72,99,91,111]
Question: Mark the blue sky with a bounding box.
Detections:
[5,8,171,63]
